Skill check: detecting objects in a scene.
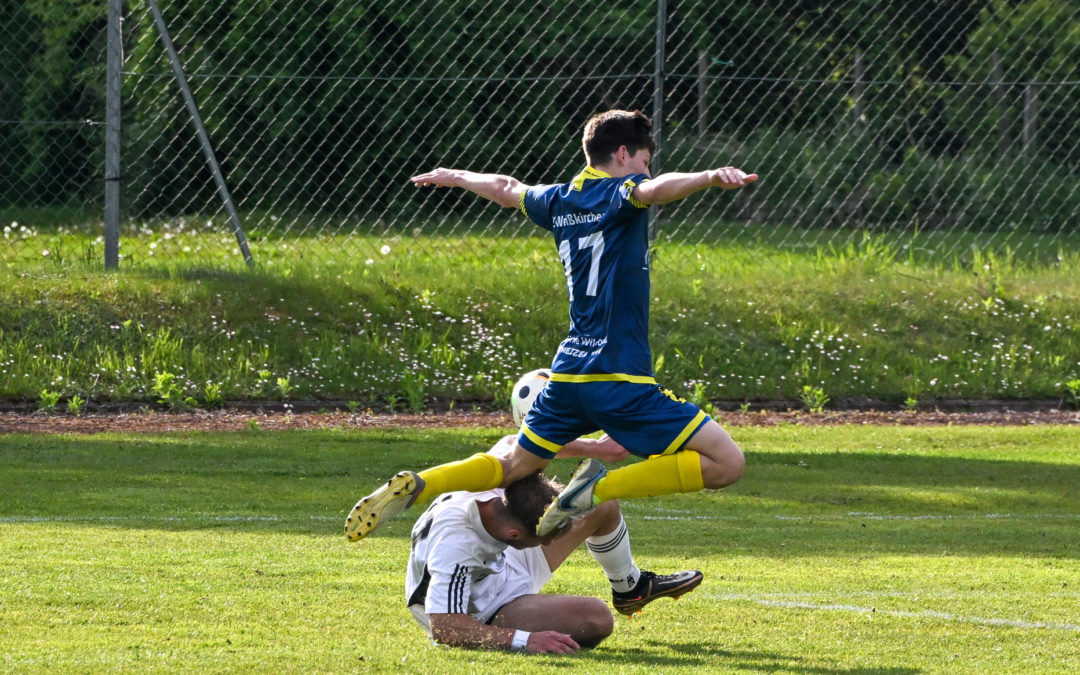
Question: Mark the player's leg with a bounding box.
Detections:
[541,500,627,572]
[345,445,549,542]
[543,499,703,617]
[537,384,744,535]
[417,376,589,497]
[417,444,552,498]
[347,380,590,542]
[487,540,612,648]
[680,418,745,488]
[488,594,613,648]
[591,418,743,502]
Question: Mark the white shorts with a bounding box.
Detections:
[409,545,553,635]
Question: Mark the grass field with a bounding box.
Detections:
[3,423,1079,673]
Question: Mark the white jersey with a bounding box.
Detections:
[404,436,552,634]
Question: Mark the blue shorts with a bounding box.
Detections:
[517,378,710,460]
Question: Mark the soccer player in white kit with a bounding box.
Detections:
[405,435,703,654]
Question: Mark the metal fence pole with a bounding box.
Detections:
[145,0,254,269]
[992,52,1009,155]
[1023,82,1038,160]
[852,52,865,125]
[104,0,122,270]
[696,49,708,142]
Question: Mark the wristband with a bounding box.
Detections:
[511,629,530,651]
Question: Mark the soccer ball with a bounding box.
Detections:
[510,369,550,427]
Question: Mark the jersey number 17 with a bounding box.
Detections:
[557,232,605,302]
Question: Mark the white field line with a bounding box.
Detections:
[714,592,1080,633]
[0,514,338,524]
[4,512,1080,525]
[634,512,1080,522]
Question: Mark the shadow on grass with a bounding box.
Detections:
[2,430,1079,560]
[569,642,921,674]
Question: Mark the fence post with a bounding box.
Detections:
[104,0,122,270]
[852,52,865,125]
[992,52,1009,155]
[696,49,708,142]
[1023,82,1038,160]
[649,0,667,241]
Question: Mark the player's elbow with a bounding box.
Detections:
[631,185,659,206]
[497,179,525,208]
[429,616,451,643]
[429,623,454,646]
[429,614,474,649]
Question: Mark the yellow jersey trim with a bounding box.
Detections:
[548,372,658,385]
[571,166,612,191]
[567,166,648,206]
[520,422,562,454]
[660,409,708,455]
[517,189,528,216]
[624,178,648,208]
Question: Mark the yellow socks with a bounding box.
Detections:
[413,449,703,506]
[416,452,504,503]
[593,450,704,502]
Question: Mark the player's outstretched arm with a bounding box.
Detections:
[558,434,629,463]
[429,613,580,654]
[633,167,758,205]
[410,168,530,209]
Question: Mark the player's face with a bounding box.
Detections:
[507,519,572,549]
[627,148,652,177]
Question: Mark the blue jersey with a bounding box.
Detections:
[519,167,653,379]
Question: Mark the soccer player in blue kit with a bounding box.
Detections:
[347,109,758,545]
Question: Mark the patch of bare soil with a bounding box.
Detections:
[2,406,1077,434]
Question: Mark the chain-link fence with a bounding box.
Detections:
[1,2,106,262]
[3,1,1079,269]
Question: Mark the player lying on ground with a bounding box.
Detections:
[406,436,703,654]
[347,109,758,542]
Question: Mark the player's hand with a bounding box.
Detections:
[709,167,758,190]
[525,630,580,654]
[410,168,462,188]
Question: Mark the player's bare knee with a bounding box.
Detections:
[725,447,745,483]
[496,455,516,487]
[701,446,744,489]
[499,446,551,486]
[578,499,620,536]
[575,598,614,647]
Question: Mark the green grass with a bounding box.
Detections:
[2,424,1079,672]
[2,217,1080,409]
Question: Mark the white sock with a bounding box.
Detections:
[586,515,641,593]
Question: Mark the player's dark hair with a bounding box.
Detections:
[582,109,656,166]
[503,471,562,531]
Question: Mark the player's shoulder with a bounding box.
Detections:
[525,182,563,199]
[418,496,479,546]
[579,171,649,193]
[427,490,499,524]
[422,493,503,554]
[620,172,650,187]
[582,172,649,211]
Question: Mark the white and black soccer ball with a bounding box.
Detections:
[510,369,550,427]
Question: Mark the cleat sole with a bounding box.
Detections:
[344,472,418,542]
